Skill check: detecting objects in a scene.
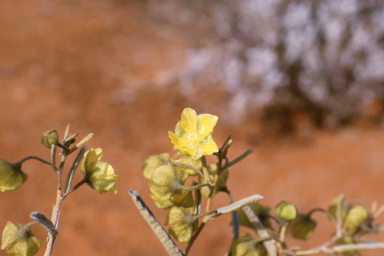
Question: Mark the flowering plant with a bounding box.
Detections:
[130,108,384,256]
[0,125,118,256]
[1,109,384,256]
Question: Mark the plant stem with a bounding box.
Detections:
[44,151,67,256]
[63,179,86,198]
[185,222,206,255]
[172,162,204,178]
[223,149,253,169]
[18,155,51,166]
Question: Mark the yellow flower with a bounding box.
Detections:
[81,148,119,194]
[1,222,40,256]
[0,159,27,192]
[168,108,219,159]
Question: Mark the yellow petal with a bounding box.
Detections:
[201,138,219,156]
[181,146,197,158]
[180,108,198,133]
[168,131,180,146]
[88,148,103,164]
[198,114,218,137]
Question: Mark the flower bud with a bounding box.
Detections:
[275,201,297,221]
[0,159,27,192]
[290,214,317,240]
[149,190,194,209]
[81,148,119,194]
[142,153,170,179]
[1,221,40,256]
[327,196,350,223]
[231,234,267,256]
[165,207,197,242]
[40,129,59,148]
[149,164,188,202]
[345,205,368,234]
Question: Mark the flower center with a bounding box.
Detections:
[186,131,201,145]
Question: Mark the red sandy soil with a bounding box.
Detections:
[1,1,384,256]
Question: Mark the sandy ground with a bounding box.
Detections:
[1,1,384,256]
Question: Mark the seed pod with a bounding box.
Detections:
[290,214,317,240]
[0,159,27,192]
[275,201,297,221]
[345,205,368,234]
[40,129,59,148]
[1,221,41,256]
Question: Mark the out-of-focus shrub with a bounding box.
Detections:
[147,0,384,132]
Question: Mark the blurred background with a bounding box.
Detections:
[1,0,384,255]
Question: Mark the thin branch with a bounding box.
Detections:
[223,149,253,170]
[172,162,204,178]
[128,189,184,256]
[242,205,277,256]
[18,155,51,166]
[333,242,384,252]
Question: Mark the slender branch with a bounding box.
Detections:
[242,205,277,256]
[174,182,210,191]
[18,155,51,166]
[63,179,87,198]
[185,222,206,255]
[307,208,327,216]
[128,189,184,256]
[64,146,87,193]
[51,145,57,173]
[44,150,67,256]
[223,149,253,169]
[68,133,94,154]
[63,124,70,140]
[220,133,232,152]
[64,132,79,145]
[336,194,345,236]
[334,242,384,252]
[373,204,384,219]
[172,162,204,178]
[279,223,288,243]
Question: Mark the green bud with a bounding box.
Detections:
[142,153,170,179]
[40,129,59,148]
[149,190,194,209]
[199,164,229,197]
[177,155,203,176]
[290,214,317,240]
[81,148,119,194]
[345,205,368,234]
[231,234,267,256]
[0,159,27,192]
[275,201,297,221]
[336,236,358,256]
[1,221,41,256]
[149,164,188,202]
[165,207,197,242]
[238,203,271,229]
[327,196,350,223]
